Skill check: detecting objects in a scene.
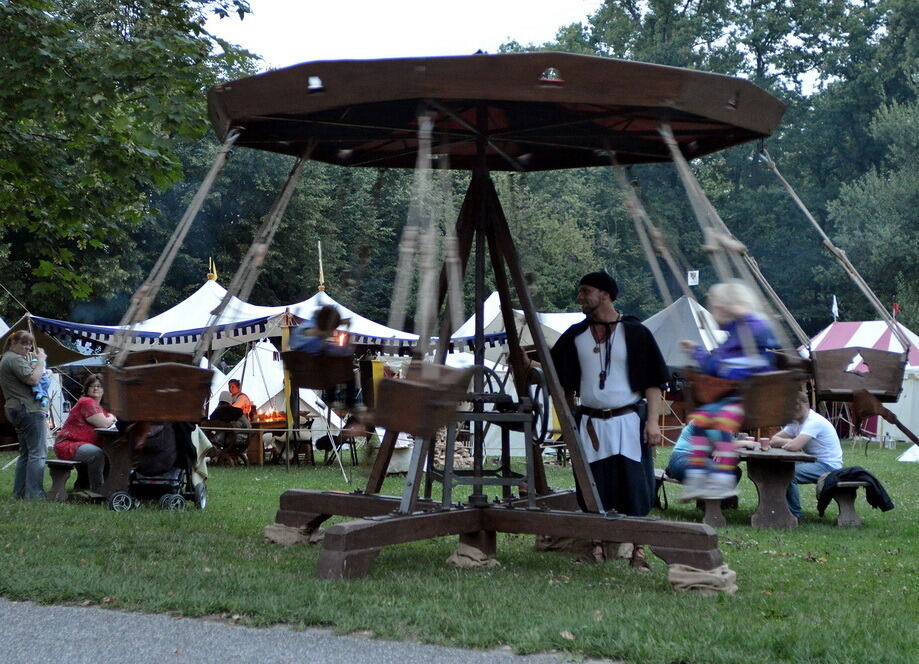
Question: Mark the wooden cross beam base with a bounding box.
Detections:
[274,489,723,579]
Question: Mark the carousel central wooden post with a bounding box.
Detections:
[272,159,724,580]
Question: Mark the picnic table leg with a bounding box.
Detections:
[746,458,799,529]
[100,423,148,498]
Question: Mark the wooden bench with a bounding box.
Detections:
[826,480,871,527]
[46,459,88,501]
[654,468,731,528]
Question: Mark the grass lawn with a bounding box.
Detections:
[1,442,917,664]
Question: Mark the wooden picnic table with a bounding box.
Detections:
[199,421,318,466]
[738,447,816,529]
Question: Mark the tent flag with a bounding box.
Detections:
[893,302,900,319]
[831,295,839,321]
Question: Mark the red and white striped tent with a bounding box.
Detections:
[806,320,919,442]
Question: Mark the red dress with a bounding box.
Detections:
[54,396,110,460]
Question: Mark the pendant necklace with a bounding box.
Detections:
[593,318,619,390]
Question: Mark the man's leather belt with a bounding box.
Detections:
[578,404,637,419]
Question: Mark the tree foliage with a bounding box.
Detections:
[2,0,917,342]
[0,0,253,314]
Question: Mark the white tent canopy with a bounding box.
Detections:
[642,295,726,368]
[450,291,582,359]
[31,281,419,355]
[0,316,8,336]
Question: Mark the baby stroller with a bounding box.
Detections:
[108,422,211,512]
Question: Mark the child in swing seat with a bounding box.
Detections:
[290,304,357,408]
[290,305,351,356]
[678,281,780,500]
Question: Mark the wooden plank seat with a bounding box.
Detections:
[654,468,736,528]
[824,480,872,527]
[46,459,88,502]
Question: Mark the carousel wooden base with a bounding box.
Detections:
[274,489,723,579]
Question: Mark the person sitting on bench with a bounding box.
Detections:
[53,374,116,493]
[767,391,843,521]
[209,390,250,455]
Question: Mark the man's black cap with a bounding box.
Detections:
[578,270,618,300]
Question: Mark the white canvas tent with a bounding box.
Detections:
[30,281,419,355]
[642,295,726,368]
[898,444,919,462]
[0,317,8,336]
[806,320,919,442]
[450,291,582,360]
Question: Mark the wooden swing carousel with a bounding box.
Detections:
[202,51,791,579]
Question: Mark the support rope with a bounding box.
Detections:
[759,148,912,354]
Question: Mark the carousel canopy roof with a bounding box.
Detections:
[207,52,786,171]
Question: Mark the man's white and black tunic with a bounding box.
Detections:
[550,315,669,515]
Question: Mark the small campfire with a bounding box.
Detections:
[255,408,287,424]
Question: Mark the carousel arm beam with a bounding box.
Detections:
[435,174,478,363]
[424,100,525,172]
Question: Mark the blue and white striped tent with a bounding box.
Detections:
[28,281,505,356]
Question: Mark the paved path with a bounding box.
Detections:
[1,598,617,664]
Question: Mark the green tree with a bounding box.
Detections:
[0,0,253,320]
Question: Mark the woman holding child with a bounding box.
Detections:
[0,330,50,499]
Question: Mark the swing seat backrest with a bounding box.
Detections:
[739,370,801,430]
[812,347,906,403]
[104,363,213,422]
[121,350,196,367]
[281,351,354,390]
[374,364,474,439]
[682,368,801,430]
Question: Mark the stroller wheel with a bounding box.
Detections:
[194,483,208,510]
[159,493,187,511]
[108,491,134,512]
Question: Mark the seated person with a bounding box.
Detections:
[665,423,754,508]
[290,305,357,408]
[208,390,250,453]
[53,374,117,493]
[768,391,843,521]
[227,379,252,422]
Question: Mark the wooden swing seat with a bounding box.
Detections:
[103,362,213,422]
[281,351,354,390]
[374,364,473,439]
[684,369,800,430]
[811,347,906,403]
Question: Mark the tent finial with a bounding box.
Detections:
[207,257,218,281]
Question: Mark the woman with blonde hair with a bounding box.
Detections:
[678,281,779,500]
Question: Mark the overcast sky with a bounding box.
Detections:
[206,0,604,70]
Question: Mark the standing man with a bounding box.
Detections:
[227,379,252,421]
[550,271,669,570]
[769,392,843,521]
[0,331,49,499]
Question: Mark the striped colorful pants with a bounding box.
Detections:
[686,397,744,474]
